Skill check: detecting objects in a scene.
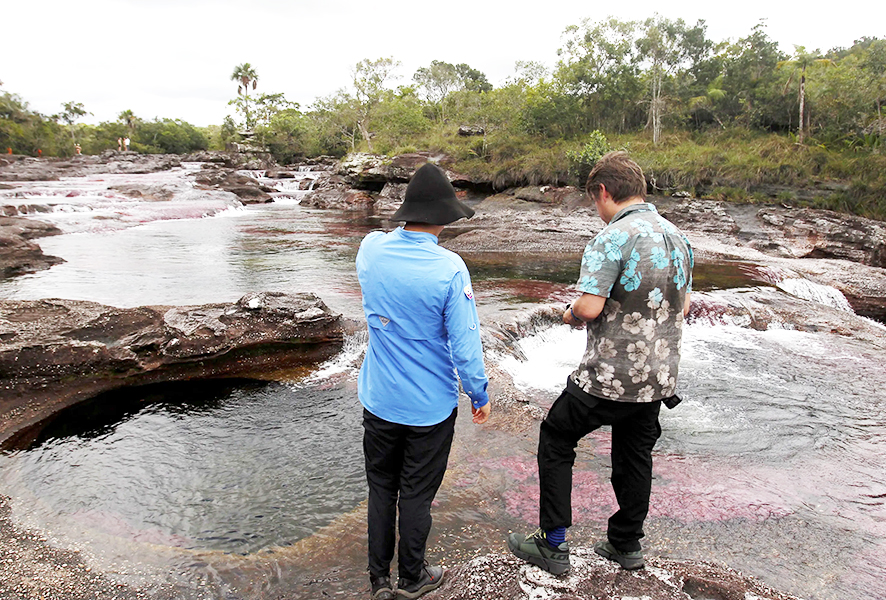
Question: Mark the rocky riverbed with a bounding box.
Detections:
[2,151,885,600]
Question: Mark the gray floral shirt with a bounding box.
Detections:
[570,203,693,403]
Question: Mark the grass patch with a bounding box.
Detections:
[357,126,886,220]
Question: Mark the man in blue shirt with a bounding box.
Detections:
[357,163,491,600]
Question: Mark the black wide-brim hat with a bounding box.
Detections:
[391,163,475,225]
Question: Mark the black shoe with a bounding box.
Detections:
[370,574,395,600]
[507,528,570,575]
[397,565,444,599]
[593,540,644,570]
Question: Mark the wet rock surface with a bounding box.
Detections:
[192,168,274,203]
[0,292,343,445]
[0,152,183,182]
[0,215,64,278]
[435,548,801,600]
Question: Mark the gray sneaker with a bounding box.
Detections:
[593,540,644,570]
[507,528,570,575]
[370,574,395,600]
[397,565,444,599]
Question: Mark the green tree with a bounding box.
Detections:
[230,63,259,129]
[555,17,643,133]
[455,64,493,93]
[135,119,208,154]
[718,22,787,128]
[414,60,461,123]
[118,109,139,137]
[688,75,727,128]
[353,57,400,152]
[309,90,362,155]
[373,88,431,153]
[778,46,833,143]
[860,39,886,125]
[1,91,61,155]
[260,108,311,163]
[59,101,89,145]
[636,16,711,144]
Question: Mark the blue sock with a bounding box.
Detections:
[545,526,566,548]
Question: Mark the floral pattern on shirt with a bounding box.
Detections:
[571,203,693,403]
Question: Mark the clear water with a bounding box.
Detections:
[1,170,884,599]
[1,379,365,555]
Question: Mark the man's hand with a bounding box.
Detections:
[563,306,585,329]
[472,402,491,424]
[564,294,607,327]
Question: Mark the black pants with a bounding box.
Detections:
[363,408,456,581]
[538,389,662,552]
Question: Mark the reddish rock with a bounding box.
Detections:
[0,292,344,444]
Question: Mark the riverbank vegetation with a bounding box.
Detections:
[1,18,883,218]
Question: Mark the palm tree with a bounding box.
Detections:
[231,63,259,129]
[118,109,138,137]
[778,47,832,144]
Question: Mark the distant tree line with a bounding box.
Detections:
[0,91,209,157]
[236,18,884,163]
[2,18,883,166]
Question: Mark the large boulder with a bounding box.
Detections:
[0,292,344,443]
[193,168,274,203]
[336,152,465,189]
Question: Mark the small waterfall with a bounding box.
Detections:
[236,169,266,179]
[748,265,854,313]
[299,330,367,384]
[775,278,853,312]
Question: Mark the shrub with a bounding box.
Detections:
[567,130,611,185]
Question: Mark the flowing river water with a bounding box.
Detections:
[1,165,885,600]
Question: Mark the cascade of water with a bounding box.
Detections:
[747,265,854,312]
[776,278,854,312]
[299,331,368,384]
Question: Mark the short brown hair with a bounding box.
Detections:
[585,151,646,203]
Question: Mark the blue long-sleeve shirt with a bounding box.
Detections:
[356,227,489,426]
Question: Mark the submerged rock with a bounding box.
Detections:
[0,292,343,444]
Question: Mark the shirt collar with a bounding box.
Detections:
[395,226,439,244]
[610,202,657,224]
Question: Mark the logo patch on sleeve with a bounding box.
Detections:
[378,316,390,327]
[463,285,474,300]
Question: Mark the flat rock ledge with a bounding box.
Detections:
[0,292,343,445]
[0,215,64,278]
[434,548,802,600]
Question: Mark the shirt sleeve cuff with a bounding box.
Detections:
[469,392,489,409]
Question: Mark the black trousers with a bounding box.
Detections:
[363,408,456,581]
[538,389,662,552]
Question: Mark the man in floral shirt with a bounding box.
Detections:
[509,151,693,574]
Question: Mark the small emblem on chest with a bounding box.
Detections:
[379,316,390,327]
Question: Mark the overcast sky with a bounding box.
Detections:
[2,0,882,127]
